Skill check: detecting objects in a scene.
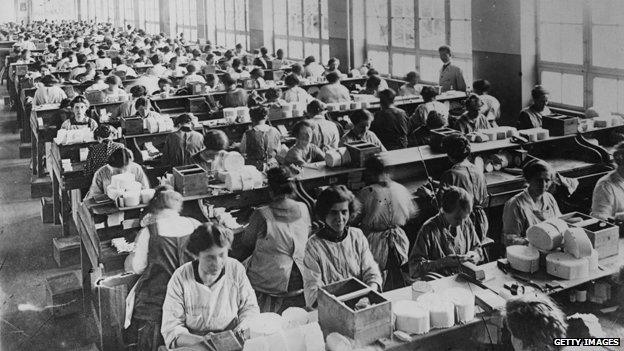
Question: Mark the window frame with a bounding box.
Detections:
[272,0,330,63]
[363,0,472,83]
[537,0,624,112]
[210,0,250,49]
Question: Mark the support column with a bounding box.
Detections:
[350,0,366,71]
[328,0,350,73]
[471,0,537,126]
[197,0,206,42]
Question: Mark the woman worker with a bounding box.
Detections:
[410,85,449,131]
[85,147,150,200]
[160,113,204,167]
[358,156,416,290]
[440,134,489,241]
[32,74,67,106]
[83,125,124,176]
[191,129,230,172]
[408,186,483,280]
[233,167,311,313]
[239,106,281,170]
[124,186,200,351]
[591,142,624,220]
[303,185,382,308]
[284,120,325,167]
[340,109,387,151]
[161,223,260,349]
[60,95,98,131]
[517,85,552,130]
[502,160,561,246]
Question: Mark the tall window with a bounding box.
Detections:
[538,0,624,113]
[120,0,136,28]
[272,0,330,62]
[208,0,249,49]
[138,0,160,34]
[93,0,115,23]
[364,0,473,84]
[170,0,198,41]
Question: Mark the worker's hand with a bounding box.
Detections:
[464,251,480,264]
[368,282,380,292]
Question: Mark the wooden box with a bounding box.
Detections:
[45,271,82,317]
[266,70,284,81]
[40,196,53,223]
[121,116,144,135]
[345,141,381,167]
[186,97,206,114]
[53,236,81,267]
[173,164,209,196]
[428,127,462,152]
[318,277,392,346]
[560,212,619,259]
[187,82,205,95]
[542,115,578,136]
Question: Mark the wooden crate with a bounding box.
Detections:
[561,212,620,259]
[186,97,206,113]
[40,196,53,223]
[428,127,462,152]
[318,277,392,346]
[542,115,578,136]
[121,117,144,135]
[345,141,381,167]
[53,236,81,267]
[45,271,82,317]
[173,164,209,196]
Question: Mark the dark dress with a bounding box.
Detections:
[440,162,490,241]
[83,140,124,176]
[126,222,195,351]
[370,106,409,150]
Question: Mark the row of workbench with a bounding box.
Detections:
[73,124,623,350]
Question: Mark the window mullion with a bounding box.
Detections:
[318,0,323,60]
[444,0,451,45]
[388,0,393,76]
[583,1,592,109]
[414,0,419,75]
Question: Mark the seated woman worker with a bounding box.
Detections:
[161,223,259,349]
[408,186,483,280]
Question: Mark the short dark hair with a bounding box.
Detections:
[221,73,236,87]
[326,72,340,83]
[130,85,147,98]
[93,124,112,139]
[406,71,419,81]
[426,110,447,129]
[504,294,567,351]
[250,106,268,123]
[378,88,396,106]
[187,222,234,255]
[158,77,172,86]
[97,50,105,58]
[134,97,148,109]
[267,166,294,197]
[177,113,194,125]
[438,45,452,55]
[439,185,472,213]
[292,120,314,139]
[104,75,121,85]
[473,79,490,93]
[363,155,386,182]
[442,134,471,161]
[76,53,87,65]
[315,185,361,221]
[365,75,381,89]
[304,56,316,65]
[531,85,549,100]
[291,63,303,75]
[70,95,89,108]
[420,86,438,101]
[285,74,300,87]
[107,147,132,168]
[260,47,268,55]
[306,99,325,115]
[265,88,280,100]
[523,160,553,181]
[250,68,264,78]
[367,69,379,77]
[350,109,374,125]
[203,129,229,150]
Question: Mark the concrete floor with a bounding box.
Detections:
[0,85,97,350]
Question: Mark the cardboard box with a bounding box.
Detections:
[45,271,82,317]
[318,278,392,346]
[428,127,462,152]
[121,116,144,135]
[53,236,81,267]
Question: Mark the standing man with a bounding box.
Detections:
[438,45,466,92]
